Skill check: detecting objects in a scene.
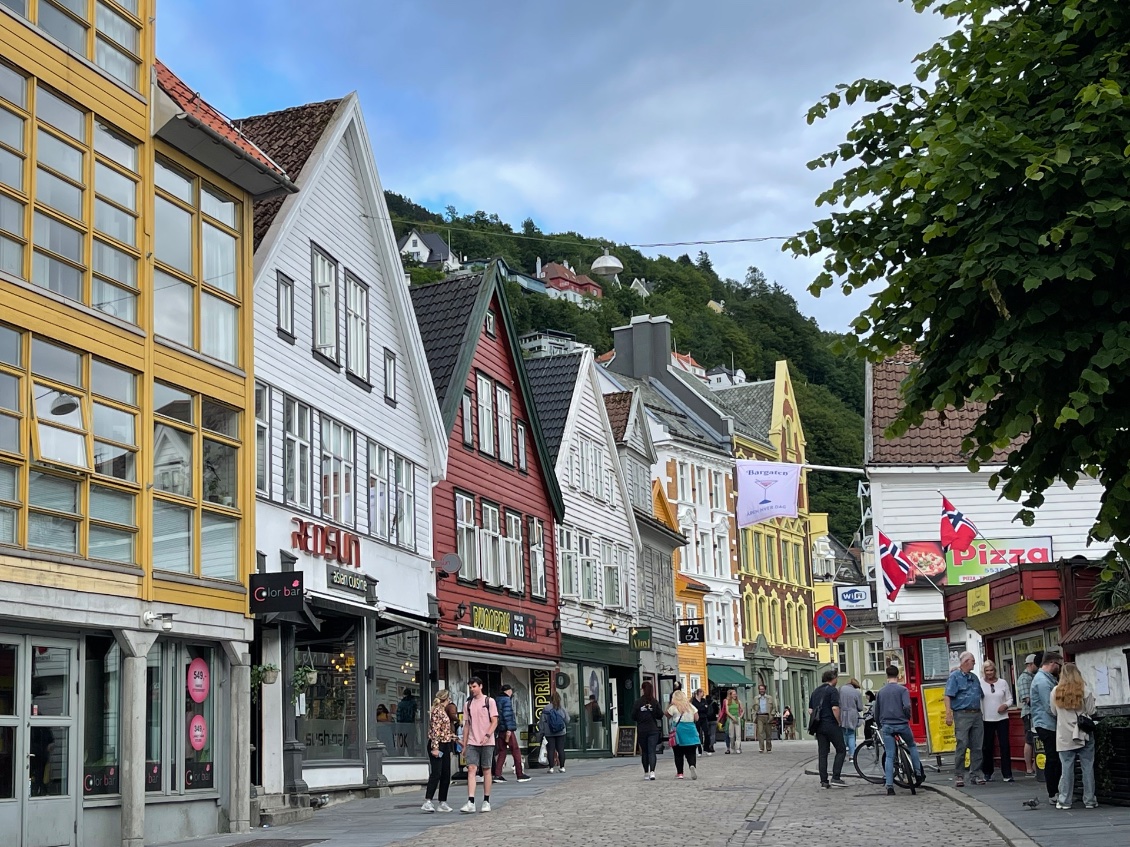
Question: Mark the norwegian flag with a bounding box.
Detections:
[940,496,978,555]
[878,530,912,602]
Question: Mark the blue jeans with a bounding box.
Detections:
[842,726,857,757]
[1057,736,1096,807]
[882,725,923,787]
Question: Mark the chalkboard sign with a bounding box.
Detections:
[615,726,637,757]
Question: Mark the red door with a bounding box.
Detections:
[899,634,929,744]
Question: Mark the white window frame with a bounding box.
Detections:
[283,396,310,509]
[384,349,396,403]
[461,391,473,447]
[694,466,707,506]
[603,543,623,608]
[320,417,354,526]
[711,470,724,510]
[345,272,369,381]
[480,502,502,586]
[676,461,690,502]
[558,525,577,596]
[579,440,592,493]
[393,454,415,550]
[276,271,294,337]
[456,492,476,580]
[516,421,527,472]
[697,531,710,575]
[496,386,513,464]
[715,534,728,578]
[254,382,269,496]
[579,533,597,602]
[476,373,494,455]
[503,511,522,591]
[484,309,496,336]
[368,442,389,540]
[867,640,886,674]
[312,246,337,360]
[530,517,546,598]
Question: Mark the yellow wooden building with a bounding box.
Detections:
[0,4,293,845]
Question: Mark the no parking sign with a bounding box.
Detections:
[813,605,847,640]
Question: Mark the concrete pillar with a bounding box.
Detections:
[114,629,158,847]
[260,628,284,794]
[224,642,251,834]
[281,623,308,795]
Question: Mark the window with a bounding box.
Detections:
[320,417,353,525]
[152,382,240,580]
[743,595,755,643]
[797,604,809,648]
[711,470,724,510]
[393,453,415,549]
[154,160,241,364]
[579,533,597,601]
[503,511,522,591]
[769,599,780,643]
[455,492,476,580]
[515,421,527,472]
[282,396,310,509]
[368,442,388,540]
[476,373,494,454]
[557,525,577,596]
[676,461,689,502]
[714,534,727,578]
[276,271,294,338]
[720,601,734,646]
[496,386,512,464]
[603,543,623,608]
[704,599,717,643]
[793,542,803,583]
[484,309,496,337]
[254,383,268,495]
[758,597,769,638]
[765,534,777,577]
[311,246,337,361]
[836,641,848,674]
[694,466,706,505]
[345,273,368,380]
[0,73,142,320]
[697,531,709,575]
[786,601,796,644]
[867,640,886,674]
[460,391,472,447]
[530,517,546,598]
[383,349,396,403]
[295,627,361,763]
[480,502,501,586]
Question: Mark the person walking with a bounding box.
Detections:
[692,690,709,754]
[491,684,531,783]
[460,677,498,814]
[809,668,847,788]
[704,692,721,753]
[721,688,744,753]
[422,690,456,813]
[1030,652,1063,805]
[944,651,985,787]
[667,690,700,779]
[753,684,778,753]
[838,678,863,758]
[631,680,663,780]
[538,691,568,774]
[781,706,796,741]
[1016,652,1040,775]
[979,660,1014,782]
[1049,662,1097,810]
[874,664,924,796]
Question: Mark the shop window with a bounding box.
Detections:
[144,641,217,794]
[372,627,424,759]
[83,636,120,796]
[297,625,360,763]
[563,665,607,752]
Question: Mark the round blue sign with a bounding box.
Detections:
[813,605,847,640]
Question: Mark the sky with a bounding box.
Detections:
[156,0,954,332]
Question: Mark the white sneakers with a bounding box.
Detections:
[643,773,651,780]
[548,767,556,774]
[421,800,435,813]
[459,800,476,814]
[437,802,453,812]
[648,772,656,781]
[481,801,492,813]
[690,766,698,781]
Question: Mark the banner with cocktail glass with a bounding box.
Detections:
[735,460,802,527]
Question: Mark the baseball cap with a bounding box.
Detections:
[1024,654,1037,664]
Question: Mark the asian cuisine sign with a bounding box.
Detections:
[900,537,1053,588]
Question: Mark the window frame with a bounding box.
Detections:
[383,348,396,404]
[503,509,522,592]
[476,372,494,456]
[557,524,577,597]
[515,420,527,472]
[867,640,886,674]
[344,271,369,383]
[319,415,354,527]
[254,382,269,497]
[579,532,597,602]
[276,270,294,340]
[310,243,339,365]
[367,441,389,541]
[392,452,415,551]
[836,641,848,674]
[529,516,546,598]
[479,500,502,586]
[455,490,477,581]
[460,390,473,448]
[495,385,512,465]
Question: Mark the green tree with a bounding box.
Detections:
[786,0,1130,605]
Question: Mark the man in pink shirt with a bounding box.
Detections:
[461,677,499,813]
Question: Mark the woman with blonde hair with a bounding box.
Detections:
[1049,663,1097,810]
[422,689,456,813]
[667,689,701,780]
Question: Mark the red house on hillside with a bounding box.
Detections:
[411,261,565,731]
[539,260,603,303]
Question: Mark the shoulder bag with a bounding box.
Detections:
[807,689,825,736]
[1078,713,1099,733]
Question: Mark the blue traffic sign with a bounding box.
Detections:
[814,605,847,640]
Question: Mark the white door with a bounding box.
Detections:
[0,636,79,847]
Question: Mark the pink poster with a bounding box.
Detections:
[187,658,210,704]
[189,714,208,752]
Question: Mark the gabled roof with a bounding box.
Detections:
[603,391,633,443]
[712,380,775,448]
[398,229,453,261]
[601,371,727,452]
[233,98,344,249]
[525,351,586,464]
[410,261,565,519]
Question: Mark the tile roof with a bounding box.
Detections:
[233,98,344,249]
[154,60,288,183]
[1061,608,1130,650]
[603,391,633,443]
[398,229,453,261]
[710,380,775,448]
[408,272,484,414]
[595,350,615,365]
[870,347,1015,466]
[525,352,586,464]
[540,261,577,283]
[602,371,725,450]
[676,573,711,593]
[672,351,703,371]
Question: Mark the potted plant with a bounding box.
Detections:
[250,664,280,704]
[292,663,317,705]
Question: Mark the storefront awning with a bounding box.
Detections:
[439,646,559,670]
[965,600,1058,636]
[707,665,755,686]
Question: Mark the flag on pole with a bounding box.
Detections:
[735,460,802,527]
[878,530,912,601]
[940,496,978,555]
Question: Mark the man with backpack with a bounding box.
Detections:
[492,684,531,783]
[461,677,498,813]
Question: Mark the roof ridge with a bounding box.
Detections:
[233,97,347,126]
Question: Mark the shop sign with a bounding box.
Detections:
[922,683,956,755]
[327,563,367,595]
[532,669,552,724]
[470,603,537,641]
[966,599,1058,636]
[836,585,872,609]
[250,571,305,613]
[629,627,652,652]
[189,714,208,751]
[678,623,704,644]
[187,658,210,704]
[84,765,118,796]
[967,584,990,617]
[291,517,362,568]
[900,537,1053,589]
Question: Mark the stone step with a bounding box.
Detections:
[259,805,314,827]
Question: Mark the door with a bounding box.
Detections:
[0,635,79,847]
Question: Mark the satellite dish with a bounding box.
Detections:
[434,553,462,575]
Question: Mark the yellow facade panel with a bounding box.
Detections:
[0,554,142,598]
[152,579,247,615]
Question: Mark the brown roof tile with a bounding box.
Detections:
[604,391,632,442]
[233,98,344,248]
[870,347,1015,466]
[1061,608,1130,650]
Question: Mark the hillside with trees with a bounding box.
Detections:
[388,193,864,542]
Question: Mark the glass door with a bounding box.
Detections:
[0,637,20,844]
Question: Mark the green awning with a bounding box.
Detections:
[707,665,755,687]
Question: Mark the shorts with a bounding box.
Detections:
[1022,715,1033,742]
[464,744,496,770]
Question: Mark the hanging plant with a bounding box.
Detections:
[250,664,280,703]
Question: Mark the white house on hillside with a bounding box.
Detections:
[398,227,461,272]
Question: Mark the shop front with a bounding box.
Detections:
[559,635,638,757]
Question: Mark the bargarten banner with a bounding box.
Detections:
[736,460,802,527]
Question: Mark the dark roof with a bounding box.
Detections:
[845,608,881,629]
[233,98,344,248]
[1061,608,1130,651]
[398,229,452,261]
[409,272,484,420]
[634,507,687,548]
[601,371,725,451]
[604,391,633,443]
[525,352,586,464]
[711,380,775,448]
[870,347,1015,466]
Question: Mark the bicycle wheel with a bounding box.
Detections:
[895,746,917,795]
[853,737,886,784]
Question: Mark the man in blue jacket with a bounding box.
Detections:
[492,684,531,782]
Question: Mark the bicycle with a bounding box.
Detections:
[853,721,924,794]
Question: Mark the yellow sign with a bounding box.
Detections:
[967,584,990,617]
[922,683,956,755]
[966,600,1057,636]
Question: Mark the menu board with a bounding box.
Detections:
[920,637,951,681]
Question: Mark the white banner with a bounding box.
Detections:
[735,460,802,527]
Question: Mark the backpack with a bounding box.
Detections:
[545,707,566,734]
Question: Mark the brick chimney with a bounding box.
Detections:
[609,314,672,380]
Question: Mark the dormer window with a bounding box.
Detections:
[484,310,496,337]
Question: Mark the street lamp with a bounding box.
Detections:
[589,248,623,279]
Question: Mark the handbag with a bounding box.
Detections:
[537,737,549,765]
[807,689,825,735]
[1078,713,1099,733]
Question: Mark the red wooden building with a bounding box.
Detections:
[411,262,565,731]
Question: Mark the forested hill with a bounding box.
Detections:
[387,192,864,542]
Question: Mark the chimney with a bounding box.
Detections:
[536,257,543,278]
[610,314,672,379]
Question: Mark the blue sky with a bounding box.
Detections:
[156,0,953,331]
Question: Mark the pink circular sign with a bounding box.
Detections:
[189,714,208,752]
[187,658,210,703]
